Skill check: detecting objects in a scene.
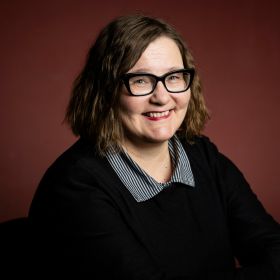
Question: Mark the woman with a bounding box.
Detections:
[28,15,280,279]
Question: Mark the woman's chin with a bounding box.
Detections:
[143,131,176,143]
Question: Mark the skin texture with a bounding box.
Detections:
[119,36,191,182]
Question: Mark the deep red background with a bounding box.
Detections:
[0,0,279,223]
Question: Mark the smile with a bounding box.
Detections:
[143,110,172,120]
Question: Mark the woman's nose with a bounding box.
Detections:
[149,81,170,104]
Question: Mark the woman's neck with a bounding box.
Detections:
[122,139,172,183]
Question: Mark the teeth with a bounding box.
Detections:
[146,111,170,118]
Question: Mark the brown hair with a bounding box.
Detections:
[65,14,209,155]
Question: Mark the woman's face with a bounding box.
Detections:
[119,36,191,147]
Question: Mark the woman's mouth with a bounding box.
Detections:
[143,110,172,120]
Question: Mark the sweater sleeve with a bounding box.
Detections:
[201,137,280,280]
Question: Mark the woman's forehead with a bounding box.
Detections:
[128,37,183,75]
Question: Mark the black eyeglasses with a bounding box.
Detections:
[121,68,194,96]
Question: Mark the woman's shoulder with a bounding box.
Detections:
[183,134,249,188]
[180,134,220,161]
[180,134,241,177]
[40,138,107,184]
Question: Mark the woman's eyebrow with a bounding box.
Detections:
[128,66,184,74]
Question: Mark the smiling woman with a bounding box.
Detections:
[28,14,280,279]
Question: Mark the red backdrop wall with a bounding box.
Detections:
[0,0,279,223]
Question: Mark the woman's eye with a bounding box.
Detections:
[130,77,150,86]
[167,75,179,82]
[134,79,146,84]
[167,73,183,82]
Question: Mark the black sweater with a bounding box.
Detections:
[28,136,280,279]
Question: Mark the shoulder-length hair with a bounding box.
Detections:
[65,14,209,155]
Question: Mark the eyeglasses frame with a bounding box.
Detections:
[121,68,195,96]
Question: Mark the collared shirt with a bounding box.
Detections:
[105,135,195,202]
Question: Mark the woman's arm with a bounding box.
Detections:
[206,138,280,279]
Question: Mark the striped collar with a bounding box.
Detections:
[106,135,195,202]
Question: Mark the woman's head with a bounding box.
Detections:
[66,14,209,154]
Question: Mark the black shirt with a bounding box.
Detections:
[28,135,280,279]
